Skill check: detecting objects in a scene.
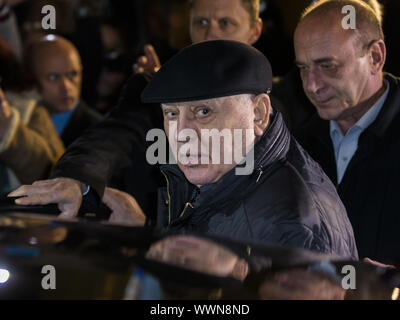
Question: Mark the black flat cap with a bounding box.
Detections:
[141,40,273,103]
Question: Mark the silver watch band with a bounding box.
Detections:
[82,184,90,196]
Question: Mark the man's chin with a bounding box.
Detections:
[315,105,343,121]
[55,100,77,113]
[312,99,343,120]
[179,164,219,186]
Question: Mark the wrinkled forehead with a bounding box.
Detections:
[294,15,358,58]
[161,94,253,108]
[296,10,361,41]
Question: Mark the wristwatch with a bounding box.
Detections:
[82,184,90,196]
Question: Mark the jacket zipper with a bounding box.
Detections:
[161,169,195,224]
[256,167,263,183]
[255,118,290,173]
[160,170,172,225]
[179,202,194,219]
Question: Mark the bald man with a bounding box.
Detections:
[272,0,385,137]
[293,0,399,263]
[29,35,101,147]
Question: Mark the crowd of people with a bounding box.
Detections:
[0,0,399,299]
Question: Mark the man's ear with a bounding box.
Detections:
[253,93,270,137]
[369,40,386,75]
[248,18,263,45]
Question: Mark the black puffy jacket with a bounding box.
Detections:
[157,111,358,259]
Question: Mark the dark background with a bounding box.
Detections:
[7,0,400,110]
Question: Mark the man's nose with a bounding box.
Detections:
[59,76,73,93]
[304,68,324,94]
[176,115,198,143]
[204,21,221,41]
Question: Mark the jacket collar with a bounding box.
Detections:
[366,73,400,138]
[300,73,400,187]
[306,73,400,143]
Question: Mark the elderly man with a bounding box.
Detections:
[28,35,101,147]
[294,0,399,262]
[7,0,272,219]
[12,40,357,258]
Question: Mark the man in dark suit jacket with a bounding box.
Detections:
[293,0,399,263]
[58,100,102,147]
[28,34,101,147]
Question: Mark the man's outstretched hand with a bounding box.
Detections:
[102,187,146,226]
[8,178,85,219]
[133,44,161,75]
[9,181,146,226]
[364,258,396,269]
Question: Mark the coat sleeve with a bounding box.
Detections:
[51,74,164,198]
[0,105,65,184]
